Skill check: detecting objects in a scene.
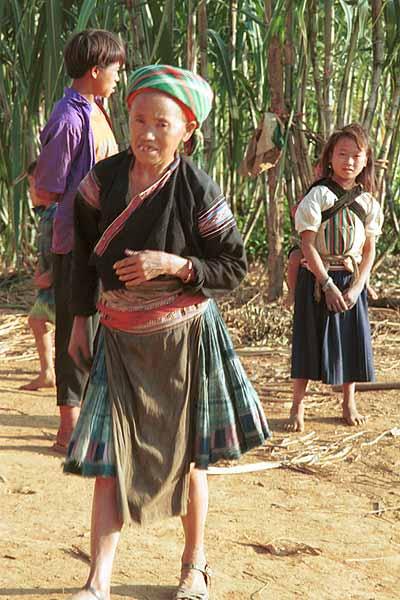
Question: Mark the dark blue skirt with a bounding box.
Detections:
[291,268,375,385]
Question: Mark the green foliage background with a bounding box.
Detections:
[1,0,399,275]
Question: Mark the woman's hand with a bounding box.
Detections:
[324,283,348,313]
[114,249,188,287]
[68,316,93,372]
[342,283,363,310]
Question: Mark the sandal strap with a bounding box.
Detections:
[181,562,212,584]
[85,586,106,600]
[175,591,209,600]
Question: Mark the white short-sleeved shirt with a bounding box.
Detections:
[295,185,383,263]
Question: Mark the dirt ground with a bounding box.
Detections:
[0,295,399,600]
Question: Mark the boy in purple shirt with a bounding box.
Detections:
[35,29,125,453]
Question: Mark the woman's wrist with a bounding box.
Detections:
[178,259,194,283]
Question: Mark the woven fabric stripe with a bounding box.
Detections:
[94,157,179,257]
[64,329,116,477]
[197,196,236,239]
[194,301,270,467]
[127,64,213,126]
[78,170,101,209]
[325,207,356,256]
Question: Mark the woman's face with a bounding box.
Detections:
[129,91,196,169]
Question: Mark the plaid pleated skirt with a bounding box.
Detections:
[291,268,375,385]
[64,300,270,479]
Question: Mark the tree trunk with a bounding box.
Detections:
[309,0,325,141]
[363,0,385,129]
[198,0,213,169]
[323,0,334,134]
[264,0,285,302]
[336,11,360,128]
[376,70,400,194]
[187,0,196,71]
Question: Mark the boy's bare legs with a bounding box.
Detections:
[68,477,122,600]
[179,467,209,596]
[284,248,302,308]
[285,378,308,432]
[52,405,80,453]
[20,316,55,390]
[342,382,367,425]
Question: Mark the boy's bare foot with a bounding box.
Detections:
[342,403,368,426]
[285,403,305,432]
[51,406,80,453]
[20,373,55,391]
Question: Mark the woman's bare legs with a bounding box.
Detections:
[68,477,123,600]
[285,378,308,432]
[178,467,209,596]
[342,382,367,425]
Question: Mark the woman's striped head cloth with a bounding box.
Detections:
[126,64,213,127]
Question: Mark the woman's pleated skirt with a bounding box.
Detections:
[64,301,270,515]
[291,268,375,385]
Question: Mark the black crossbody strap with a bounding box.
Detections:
[310,179,367,225]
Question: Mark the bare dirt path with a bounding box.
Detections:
[0,305,399,600]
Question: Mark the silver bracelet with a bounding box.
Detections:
[321,276,334,292]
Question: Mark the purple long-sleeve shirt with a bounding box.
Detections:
[35,88,96,254]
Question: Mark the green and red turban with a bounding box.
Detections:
[126,64,213,128]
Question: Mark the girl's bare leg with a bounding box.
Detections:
[68,477,123,600]
[20,316,55,390]
[285,378,308,432]
[342,382,367,425]
[178,467,209,596]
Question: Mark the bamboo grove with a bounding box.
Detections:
[1,0,400,298]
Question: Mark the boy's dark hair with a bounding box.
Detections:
[27,160,37,176]
[64,29,125,79]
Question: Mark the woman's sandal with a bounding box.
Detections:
[85,587,106,600]
[175,562,212,600]
[68,585,106,600]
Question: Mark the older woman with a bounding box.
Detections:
[64,65,270,600]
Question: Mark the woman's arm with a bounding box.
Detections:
[113,225,247,296]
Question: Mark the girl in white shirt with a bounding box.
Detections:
[287,123,383,432]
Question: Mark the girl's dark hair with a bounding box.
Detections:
[64,29,125,79]
[319,123,376,194]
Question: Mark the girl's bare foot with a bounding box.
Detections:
[342,403,368,426]
[285,402,305,432]
[20,371,55,391]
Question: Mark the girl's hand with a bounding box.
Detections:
[342,284,363,310]
[324,283,348,313]
[114,250,169,287]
